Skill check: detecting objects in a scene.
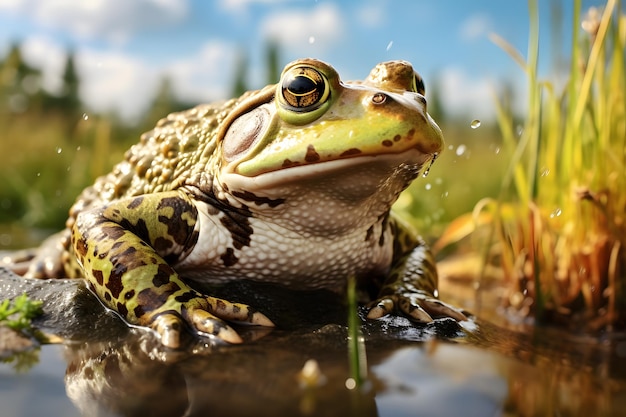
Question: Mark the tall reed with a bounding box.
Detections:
[480,0,625,329]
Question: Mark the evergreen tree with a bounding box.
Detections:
[426,75,446,125]
[142,76,192,129]
[231,50,248,97]
[55,51,81,118]
[265,41,280,85]
[0,43,43,114]
[145,77,175,126]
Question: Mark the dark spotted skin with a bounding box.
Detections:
[70,189,267,346]
[3,59,467,348]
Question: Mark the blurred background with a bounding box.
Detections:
[0,0,610,244]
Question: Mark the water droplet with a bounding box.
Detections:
[470,119,481,129]
[448,144,454,150]
[76,146,81,151]
[386,41,393,51]
[425,183,432,190]
[455,144,467,156]
[540,167,550,177]
[82,113,89,120]
[36,172,41,177]
[308,36,315,44]
[345,378,357,390]
[550,208,562,218]
[516,125,524,137]
[56,147,62,154]
[422,168,430,178]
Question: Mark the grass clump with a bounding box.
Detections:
[451,0,625,330]
[0,293,43,334]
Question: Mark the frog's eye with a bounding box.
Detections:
[280,66,330,112]
[413,73,426,96]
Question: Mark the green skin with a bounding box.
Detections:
[6,59,466,348]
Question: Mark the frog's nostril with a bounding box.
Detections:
[372,93,388,105]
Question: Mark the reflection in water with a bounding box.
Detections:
[63,328,382,417]
[468,322,626,416]
[2,269,626,416]
[373,344,507,417]
[59,321,626,417]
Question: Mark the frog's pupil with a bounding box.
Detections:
[289,75,317,95]
[282,67,325,109]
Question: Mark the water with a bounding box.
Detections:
[0,345,80,417]
[2,323,624,416]
[1,271,625,417]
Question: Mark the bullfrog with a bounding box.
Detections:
[4,58,466,348]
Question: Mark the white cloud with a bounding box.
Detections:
[437,67,497,121]
[356,3,386,28]
[436,67,527,122]
[166,40,237,104]
[77,48,160,120]
[20,35,67,94]
[76,40,239,121]
[459,14,491,42]
[219,0,288,14]
[16,34,239,122]
[260,3,344,53]
[0,0,188,43]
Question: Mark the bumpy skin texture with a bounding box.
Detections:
[5,59,466,348]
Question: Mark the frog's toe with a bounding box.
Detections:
[187,308,243,344]
[151,310,242,348]
[368,293,467,323]
[367,297,397,319]
[152,313,187,349]
[406,294,468,322]
[398,296,435,323]
[367,296,434,322]
[207,298,275,327]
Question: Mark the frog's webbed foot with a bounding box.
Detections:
[1,248,36,276]
[5,230,75,278]
[367,291,467,323]
[149,295,274,349]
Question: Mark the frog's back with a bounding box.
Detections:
[67,95,245,226]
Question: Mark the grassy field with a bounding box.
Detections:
[0,112,142,231]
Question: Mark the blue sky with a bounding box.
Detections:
[0,0,611,122]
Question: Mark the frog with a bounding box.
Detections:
[4,58,467,349]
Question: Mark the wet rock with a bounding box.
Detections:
[0,266,466,348]
[0,267,128,342]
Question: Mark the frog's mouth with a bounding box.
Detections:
[221,147,435,193]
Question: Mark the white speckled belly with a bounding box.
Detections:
[176,203,393,290]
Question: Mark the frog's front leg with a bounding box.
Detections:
[71,190,273,348]
[367,217,467,323]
